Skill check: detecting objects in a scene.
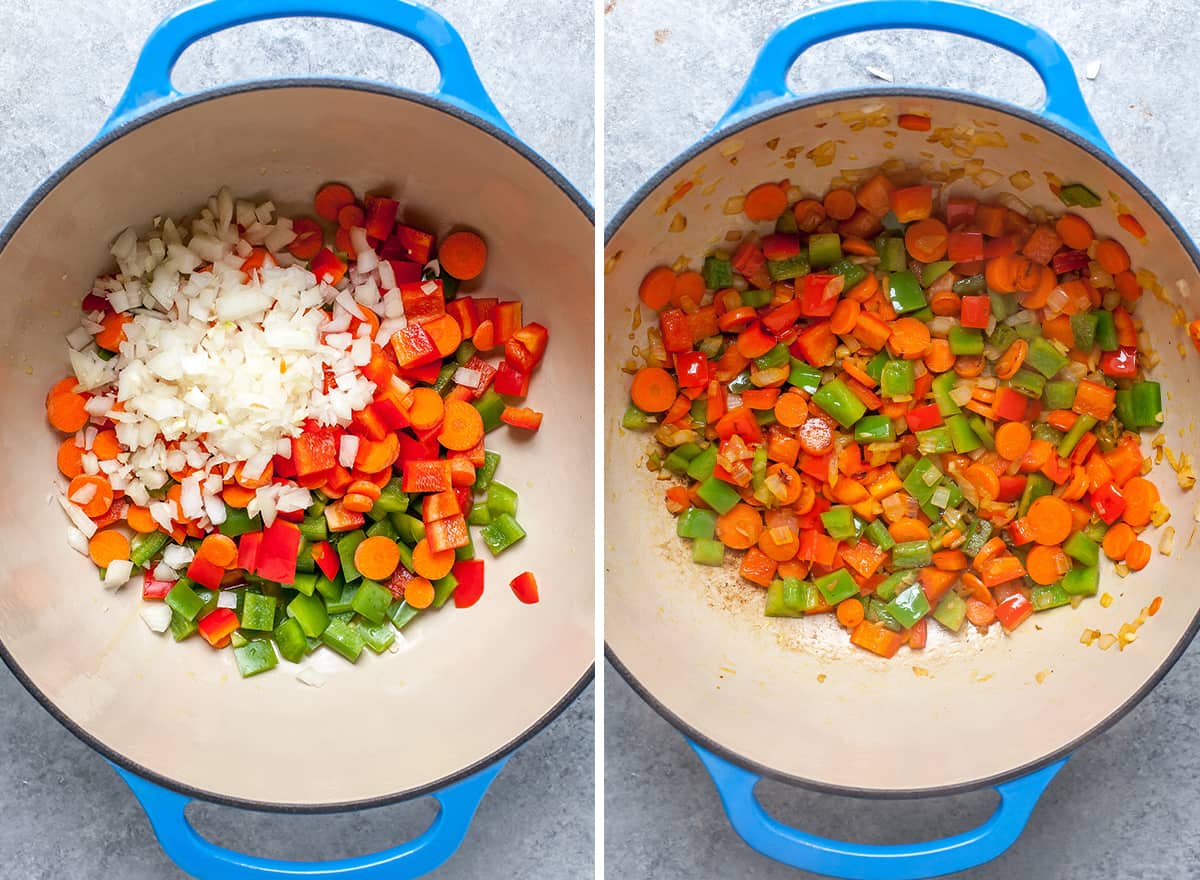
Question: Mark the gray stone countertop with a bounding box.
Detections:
[0,1,593,878]
[605,1,1200,878]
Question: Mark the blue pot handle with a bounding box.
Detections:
[716,0,1109,154]
[691,741,1066,880]
[111,757,506,879]
[101,0,512,137]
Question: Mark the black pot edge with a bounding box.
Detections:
[0,77,595,815]
[604,85,1200,800]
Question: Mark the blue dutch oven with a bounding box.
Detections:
[0,1,594,877]
[604,2,1200,878]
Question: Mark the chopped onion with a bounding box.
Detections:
[453,367,481,387]
[339,434,360,469]
[153,562,178,581]
[162,543,194,569]
[180,476,204,520]
[378,260,396,290]
[65,526,90,556]
[204,493,227,525]
[139,603,173,632]
[103,559,134,589]
[58,494,97,538]
[69,482,97,505]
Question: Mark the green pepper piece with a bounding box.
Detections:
[350,579,393,625]
[775,210,799,234]
[1069,313,1098,352]
[1032,422,1064,445]
[390,513,425,545]
[879,359,915,398]
[1057,183,1102,208]
[479,513,526,555]
[298,514,329,543]
[768,254,810,280]
[454,532,475,562]
[764,579,804,618]
[287,592,329,637]
[750,446,768,494]
[218,507,262,538]
[337,530,367,582]
[294,539,316,574]
[854,414,896,444]
[357,620,396,654]
[886,583,931,628]
[866,596,903,631]
[986,323,1018,355]
[820,506,858,542]
[467,505,492,528]
[965,519,997,558]
[967,415,995,451]
[953,274,985,295]
[692,538,725,566]
[932,591,967,632]
[1058,414,1098,456]
[863,519,896,551]
[288,572,317,598]
[1131,382,1164,429]
[808,233,843,267]
[677,507,718,540]
[1083,517,1110,544]
[892,540,933,569]
[686,445,718,481]
[703,255,733,289]
[931,372,962,416]
[922,260,956,287]
[695,477,741,515]
[664,443,703,475]
[455,340,477,365]
[787,359,822,394]
[314,572,341,602]
[741,288,773,309]
[865,350,890,383]
[755,343,790,371]
[234,640,278,677]
[885,270,927,315]
[432,573,458,608]
[273,617,308,663]
[473,451,501,493]
[1026,336,1069,378]
[321,618,366,663]
[1042,380,1077,411]
[170,610,198,641]
[473,390,507,433]
[1114,389,1137,431]
[873,571,914,601]
[1061,565,1099,596]
[728,369,754,394]
[165,582,205,621]
[902,457,943,504]
[697,335,724,360]
[432,361,459,396]
[1031,583,1072,611]
[916,426,954,454]
[622,403,650,431]
[830,258,867,288]
[130,531,170,568]
[1093,310,1119,352]
[486,482,519,517]
[1064,532,1100,567]
[389,600,421,630]
[814,569,858,606]
[880,237,907,272]
[1013,321,1042,341]
[372,478,410,516]
[366,517,399,542]
[946,414,982,454]
[1010,369,1046,399]
[948,326,984,356]
[1018,473,1054,517]
[988,293,1018,323]
[812,379,866,428]
[324,579,358,615]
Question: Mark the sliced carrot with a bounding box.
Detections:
[439,399,485,451]
[630,367,677,413]
[966,598,997,628]
[1120,477,1158,527]
[922,338,955,374]
[744,183,789,221]
[91,429,121,460]
[355,535,402,580]
[1125,540,1151,572]
[672,271,706,308]
[472,319,496,352]
[57,438,84,478]
[439,231,488,280]
[222,484,256,508]
[88,529,130,568]
[1027,495,1072,546]
[342,492,374,513]
[404,577,436,609]
[716,503,763,550]
[423,314,463,358]
[408,387,446,431]
[347,480,383,502]
[774,391,809,428]
[836,598,866,628]
[235,459,274,490]
[412,537,455,580]
[126,504,159,534]
[829,298,860,335]
[197,533,238,568]
[994,339,1027,380]
[1026,544,1069,585]
[886,317,931,359]
[888,518,930,543]
[994,422,1031,462]
[1055,213,1094,250]
[95,312,131,351]
[964,463,1000,501]
[758,525,800,562]
[314,182,357,222]
[47,390,90,433]
[904,218,948,263]
[1095,239,1131,274]
[931,549,968,571]
[337,204,365,230]
[639,266,676,310]
[354,433,400,473]
[984,255,1020,294]
[67,474,114,518]
[1102,522,1135,561]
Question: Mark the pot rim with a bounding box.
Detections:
[604,84,1200,799]
[0,76,594,814]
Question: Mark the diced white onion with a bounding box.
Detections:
[162,543,194,569]
[103,559,134,589]
[153,562,178,581]
[139,603,173,632]
[453,367,481,387]
[204,493,227,525]
[66,526,90,556]
[276,437,292,458]
[338,434,360,469]
[69,482,97,505]
[218,590,238,609]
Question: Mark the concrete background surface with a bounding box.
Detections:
[0,1,594,878]
[605,1,1200,878]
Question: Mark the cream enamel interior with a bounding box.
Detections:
[606,94,1200,793]
[0,85,593,807]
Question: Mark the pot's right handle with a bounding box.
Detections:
[691,741,1066,880]
[716,0,1110,154]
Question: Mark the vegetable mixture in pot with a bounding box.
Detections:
[625,167,1184,658]
[48,184,546,679]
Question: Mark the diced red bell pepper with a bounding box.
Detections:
[380,224,433,264]
[449,456,479,484]
[453,486,474,516]
[1041,454,1073,486]
[446,297,480,338]
[399,279,446,324]
[185,554,224,590]
[792,321,837,366]
[992,387,1028,422]
[273,450,298,479]
[325,463,354,495]
[238,532,263,572]
[351,404,390,441]
[142,574,175,600]
[310,247,347,286]
[1091,481,1127,524]
[82,292,113,312]
[423,490,461,523]
[509,571,540,605]
[797,530,839,567]
[369,393,411,431]
[324,500,365,533]
[197,608,239,647]
[311,540,339,581]
[761,298,802,336]
[761,233,801,261]
[944,197,977,229]
[983,234,1019,259]
[714,406,761,443]
[399,359,442,384]
[795,496,830,531]
[947,231,984,263]
[731,240,766,279]
[256,519,301,584]
[906,403,943,431]
[386,260,424,284]
[1051,249,1091,274]
[674,351,709,388]
[383,565,416,601]
[293,423,340,477]
[1100,346,1137,378]
[427,514,470,553]
[959,295,991,330]
[360,343,397,388]
[473,297,498,324]
[494,362,530,397]
[403,460,453,493]
[800,274,843,318]
[455,355,497,398]
[364,196,398,241]
[659,309,693,353]
[500,406,543,431]
[995,592,1034,632]
[798,452,832,481]
[276,508,305,524]
[493,301,523,344]
[1007,517,1036,546]
[997,475,1027,503]
[390,321,440,368]
[398,431,440,465]
[453,559,485,609]
[505,322,549,373]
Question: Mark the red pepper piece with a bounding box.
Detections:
[383,565,416,601]
[761,298,803,336]
[422,490,461,523]
[142,574,175,600]
[797,530,838,567]
[947,231,984,263]
[795,496,830,531]
[185,555,224,590]
[311,540,339,581]
[324,500,365,533]
[959,295,991,329]
[198,608,239,647]
[402,460,453,493]
[509,571,540,604]
[1091,481,1127,524]
[505,322,549,373]
[493,301,523,344]
[350,404,390,441]
[944,197,977,229]
[673,351,709,388]
[798,452,832,481]
[1100,345,1138,378]
[379,224,433,264]
[398,359,442,384]
[494,362,530,397]
[453,559,485,609]
[385,260,424,285]
[446,297,480,338]
[500,406,543,431]
[1041,454,1073,486]
[293,423,340,477]
[256,520,301,584]
[995,592,1034,631]
[325,463,354,495]
[761,233,801,261]
[273,451,298,479]
[905,403,943,431]
[792,321,837,366]
[399,279,446,323]
[473,297,498,324]
[1051,249,1091,274]
[731,240,766,279]
[983,234,1019,259]
[238,532,263,572]
[992,387,1028,422]
[997,475,1027,503]
[800,274,843,318]
[364,196,398,241]
[454,355,497,398]
[427,514,470,553]
[1007,517,1036,546]
[659,308,693,353]
[369,394,411,432]
[310,247,347,285]
[398,432,440,465]
[390,321,440,368]
[81,292,113,312]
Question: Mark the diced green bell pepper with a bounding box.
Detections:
[768,254,809,281]
[351,579,394,625]
[622,403,650,430]
[486,482,519,517]
[287,591,329,637]
[931,372,961,416]
[1069,312,1098,352]
[1131,382,1164,429]
[741,288,772,309]
[678,507,718,540]
[373,478,410,515]
[695,477,741,515]
[366,518,399,541]
[357,620,396,654]
[953,274,985,295]
[686,445,717,481]
[1042,380,1077,410]
[873,571,913,601]
[1026,336,1069,378]
[321,618,365,663]
[787,359,823,394]
[337,530,367,582]
[234,640,278,677]
[855,414,896,444]
[864,519,896,551]
[891,540,933,569]
[170,611,197,641]
[933,591,967,632]
[433,573,458,608]
[886,271,927,315]
[1094,310,1119,352]
[755,343,790,371]
[324,580,358,615]
[880,236,907,272]
[218,507,263,539]
[814,569,858,606]
[240,592,276,632]
[480,513,526,555]
[1010,369,1046,399]
[764,578,805,618]
[273,617,308,663]
[916,426,954,454]
[165,582,205,622]
[467,505,492,527]
[1057,183,1101,208]
[812,379,866,428]
[948,326,984,356]
[389,600,420,630]
[1031,583,1072,611]
[922,260,956,287]
[946,414,982,454]
[879,359,915,398]
[820,506,858,542]
[692,538,725,566]
[1058,414,1098,456]
[473,390,507,433]
[703,255,733,289]
[1064,531,1100,567]
[130,531,171,568]
[1018,473,1054,518]
[298,514,328,543]
[1061,565,1099,596]
[886,583,931,628]
[830,258,867,288]
[808,233,842,267]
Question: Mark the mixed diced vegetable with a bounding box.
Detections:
[50,183,547,679]
[627,170,1177,658]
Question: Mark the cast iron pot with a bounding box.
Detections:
[0,1,593,877]
[605,2,1199,877]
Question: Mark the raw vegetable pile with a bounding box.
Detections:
[48,183,546,680]
[626,170,1171,658]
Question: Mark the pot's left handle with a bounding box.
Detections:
[111,757,506,879]
[101,0,513,137]
[691,742,1065,880]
